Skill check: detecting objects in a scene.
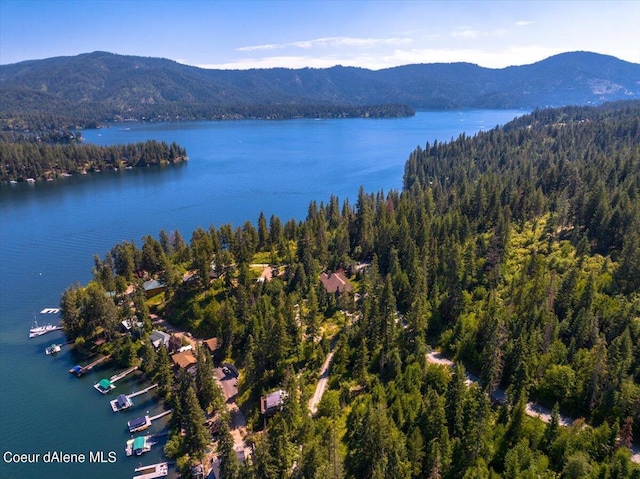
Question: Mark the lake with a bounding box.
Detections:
[0,110,522,478]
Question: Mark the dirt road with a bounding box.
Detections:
[309,350,335,415]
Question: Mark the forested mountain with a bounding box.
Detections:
[1,51,638,126]
[62,101,640,478]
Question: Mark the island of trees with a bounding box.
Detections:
[60,101,640,478]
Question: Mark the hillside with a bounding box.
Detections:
[0,51,638,125]
[63,101,640,477]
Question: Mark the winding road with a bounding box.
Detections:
[426,351,640,463]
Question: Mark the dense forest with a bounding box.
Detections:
[0,133,187,182]
[1,51,638,126]
[61,101,640,478]
[0,104,415,132]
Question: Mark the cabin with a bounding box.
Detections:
[149,330,171,349]
[260,389,288,416]
[143,279,167,298]
[172,350,197,374]
[319,271,353,294]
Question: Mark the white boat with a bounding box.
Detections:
[29,321,61,338]
[45,343,61,355]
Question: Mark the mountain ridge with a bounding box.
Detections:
[1,50,638,122]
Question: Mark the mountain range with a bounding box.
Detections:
[1,50,638,122]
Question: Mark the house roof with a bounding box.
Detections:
[261,389,287,413]
[319,271,353,293]
[204,337,221,352]
[172,350,197,369]
[143,279,166,291]
[150,330,171,347]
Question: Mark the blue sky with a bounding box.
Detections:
[1,0,638,69]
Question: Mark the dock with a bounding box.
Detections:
[110,366,138,383]
[128,383,158,399]
[69,354,112,377]
[132,461,168,478]
[40,308,60,314]
[128,410,172,433]
[94,366,138,395]
[125,435,157,456]
[111,384,158,412]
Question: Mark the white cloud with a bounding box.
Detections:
[194,44,564,71]
[237,36,413,52]
[515,21,534,26]
[451,28,480,39]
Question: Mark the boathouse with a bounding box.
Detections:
[95,378,115,394]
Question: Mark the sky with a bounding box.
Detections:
[1,0,639,70]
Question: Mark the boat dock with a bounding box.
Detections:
[40,308,60,314]
[94,366,138,395]
[69,354,112,376]
[110,366,138,383]
[127,383,159,399]
[132,461,168,478]
[111,384,158,412]
[128,410,172,433]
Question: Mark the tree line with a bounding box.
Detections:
[61,100,640,477]
[0,137,187,182]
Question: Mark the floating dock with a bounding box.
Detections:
[125,435,156,456]
[93,366,138,394]
[128,410,172,433]
[110,384,158,412]
[132,461,168,478]
[40,308,60,314]
[69,354,112,377]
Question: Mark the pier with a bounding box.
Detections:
[128,383,159,398]
[128,410,172,433]
[110,366,138,383]
[69,354,112,377]
[94,366,138,394]
[111,384,158,412]
[132,461,168,478]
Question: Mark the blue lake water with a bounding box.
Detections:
[0,110,523,478]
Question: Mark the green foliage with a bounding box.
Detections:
[61,101,640,478]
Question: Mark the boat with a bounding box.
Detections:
[45,343,61,355]
[29,321,62,338]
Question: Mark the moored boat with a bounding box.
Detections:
[45,343,61,355]
[29,321,62,338]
